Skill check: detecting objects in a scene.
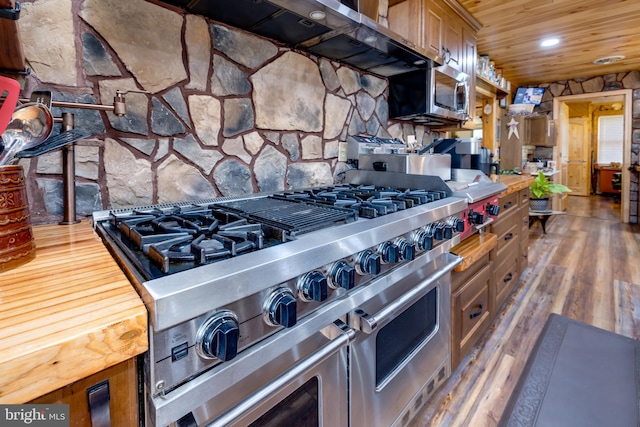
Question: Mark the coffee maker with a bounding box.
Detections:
[431,137,499,175]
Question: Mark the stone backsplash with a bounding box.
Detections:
[15,0,430,224]
[13,0,640,224]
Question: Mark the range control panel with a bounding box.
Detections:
[459,194,500,240]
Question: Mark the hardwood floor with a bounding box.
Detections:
[409,195,640,427]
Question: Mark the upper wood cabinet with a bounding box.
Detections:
[359,0,382,21]
[388,0,479,66]
[387,0,422,47]
[442,4,463,69]
[461,25,477,126]
[423,0,444,59]
[388,0,481,127]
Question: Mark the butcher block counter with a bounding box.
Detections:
[492,174,534,197]
[0,220,148,403]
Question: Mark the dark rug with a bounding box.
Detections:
[499,313,640,427]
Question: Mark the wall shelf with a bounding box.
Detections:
[476,74,509,98]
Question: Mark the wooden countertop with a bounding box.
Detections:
[0,220,148,403]
[450,233,497,272]
[491,174,534,197]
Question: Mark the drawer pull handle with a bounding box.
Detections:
[503,201,513,209]
[87,380,111,427]
[504,233,514,241]
[469,304,483,319]
[503,273,513,283]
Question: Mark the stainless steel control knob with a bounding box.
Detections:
[413,228,433,251]
[355,250,381,275]
[263,288,297,328]
[394,237,416,261]
[430,222,445,240]
[486,203,500,216]
[470,211,485,225]
[196,310,239,361]
[328,260,356,290]
[377,241,400,264]
[297,271,328,302]
[446,216,465,233]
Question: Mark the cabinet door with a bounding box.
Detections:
[526,115,555,146]
[443,7,463,69]
[423,0,444,59]
[500,114,524,171]
[359,0,380,21]
[461,25,477,124]
[451,259,492,370]
[30,358,139,427]
[388,0,422,47]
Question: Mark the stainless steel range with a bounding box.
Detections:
[92,170,467,426]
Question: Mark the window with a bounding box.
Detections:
[597,115,623,164]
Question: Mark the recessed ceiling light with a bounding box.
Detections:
[309,10,326,20]
[593,55,625,65]
[540,38,559,47]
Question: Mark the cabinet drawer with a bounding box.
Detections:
[498,192,519,217]
[519,241,529,274]
[451,261,492,369]
[452,252,491,292]
[494,208,519,248]
[494,253,519,309]
[520,203,529,222]
[496,229,518,265]
[519,188,530,207]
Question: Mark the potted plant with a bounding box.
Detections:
[529,171,571,211]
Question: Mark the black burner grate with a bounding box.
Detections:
[212,197,358,235]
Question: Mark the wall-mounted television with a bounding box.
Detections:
[513,87,545,105]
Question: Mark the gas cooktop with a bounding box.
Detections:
[97,184,452,279]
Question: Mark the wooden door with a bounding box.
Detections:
[423,0,444,59]
[567,118,590,196]
[443,7,462,68]
[461,25,477,125]
[388,0,422,47]
[553,103,570,211]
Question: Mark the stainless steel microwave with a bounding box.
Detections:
[388,64,470,125]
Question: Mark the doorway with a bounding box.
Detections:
[552,90,632,223]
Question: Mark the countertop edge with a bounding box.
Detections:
[0,220,148,403]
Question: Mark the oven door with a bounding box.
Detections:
[156,321,352,427]
[348,253,460,427]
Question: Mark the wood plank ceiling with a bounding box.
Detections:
[457,0,640,87]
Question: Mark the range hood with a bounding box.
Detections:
[155,0,438,77]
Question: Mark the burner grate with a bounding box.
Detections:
[212,197,358,235]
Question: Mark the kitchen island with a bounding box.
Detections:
[0,220,148,408]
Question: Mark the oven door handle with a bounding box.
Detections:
[353,254,462,334]
[207,321,355,427]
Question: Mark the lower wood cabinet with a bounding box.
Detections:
[494,251,519,310]
[450,186,531,371]
[451,252,493,370]
[29,358,139,427]
[491,187,529,310]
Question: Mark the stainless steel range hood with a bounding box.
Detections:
[155,0,437,77]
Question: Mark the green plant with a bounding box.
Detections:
[529,171,571,199]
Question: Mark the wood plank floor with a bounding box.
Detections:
[409,195,640,427]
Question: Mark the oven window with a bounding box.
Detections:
[375,287,438,386]
[248,377,319,427]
